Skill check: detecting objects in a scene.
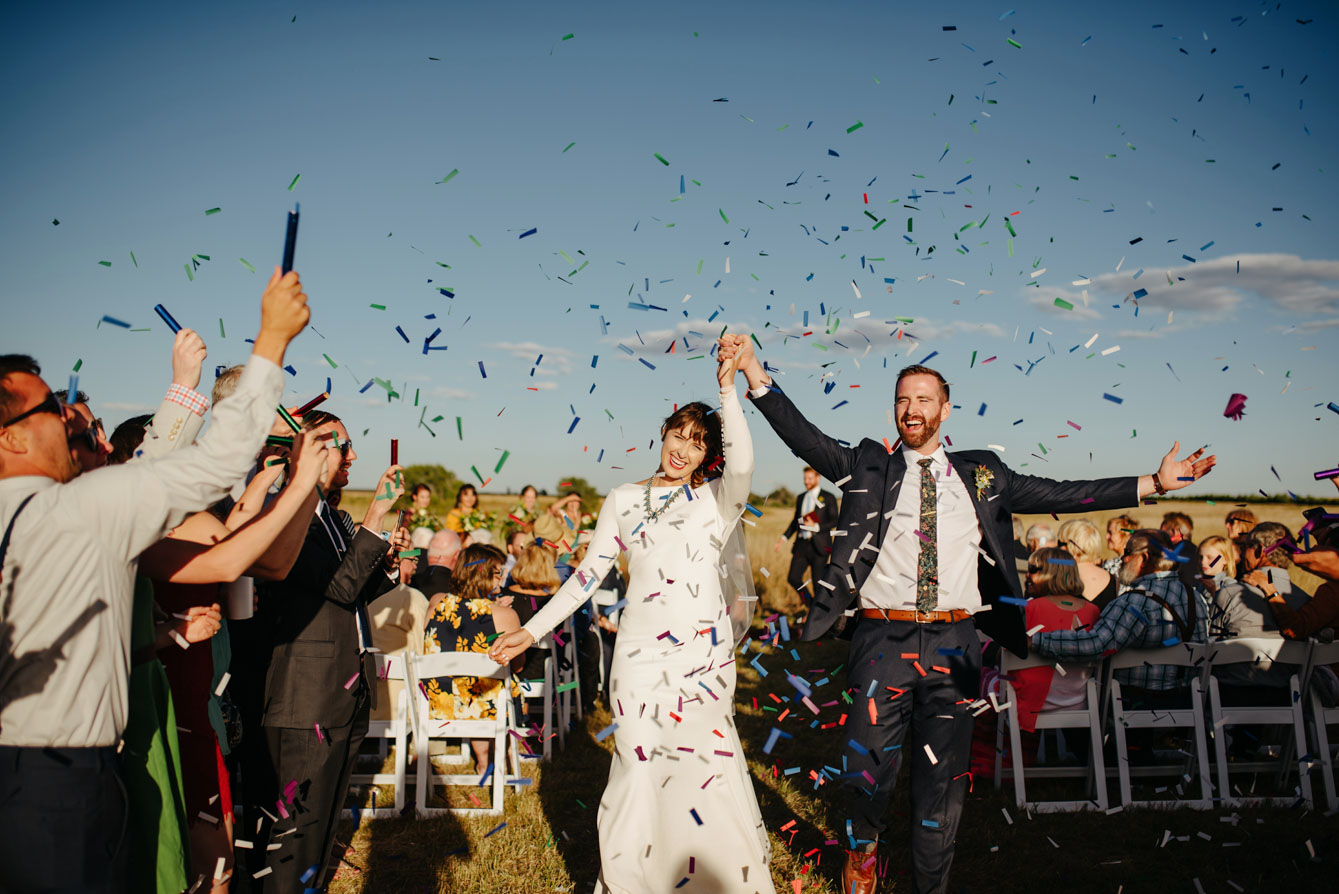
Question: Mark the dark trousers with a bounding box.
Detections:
[787,537,826,603]
[842,618,981,894]
[250,693,369,892]
[0,746,127,894]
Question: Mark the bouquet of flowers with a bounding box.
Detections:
[407,507,443,533]
[459,509,498,534]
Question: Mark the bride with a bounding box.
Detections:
[490,335,775,893]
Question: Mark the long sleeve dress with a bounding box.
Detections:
[521,384,774,894]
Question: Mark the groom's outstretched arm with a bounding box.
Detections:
[1004,439,1217,514]
[731,348,857,486]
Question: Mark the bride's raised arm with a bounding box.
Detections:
[712,336,754,530]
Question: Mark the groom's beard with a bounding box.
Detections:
[897,413,941,449]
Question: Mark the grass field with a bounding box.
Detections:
[324,491,1338,892]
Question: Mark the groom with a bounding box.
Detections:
[717,338,1214,894]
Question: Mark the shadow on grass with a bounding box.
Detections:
[533,705,613,892]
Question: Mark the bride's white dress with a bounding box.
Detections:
[521,384,774,894]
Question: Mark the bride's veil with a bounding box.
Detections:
[720,518,757,644]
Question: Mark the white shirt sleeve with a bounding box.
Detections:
[66,355,284,562]
[521,489,621,641]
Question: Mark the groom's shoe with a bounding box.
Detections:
[841,845,878,894]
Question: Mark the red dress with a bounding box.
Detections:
[1011,596,1101,732]
[155,580,234,822]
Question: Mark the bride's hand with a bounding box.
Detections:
[716,334,750,387]
[488,629,534,665]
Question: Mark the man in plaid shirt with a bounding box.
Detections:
[1032,529,1210,691]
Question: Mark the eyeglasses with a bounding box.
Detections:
[0,392,65,429]
[68,418,105,454]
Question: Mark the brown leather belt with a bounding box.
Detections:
[860,608,972,624]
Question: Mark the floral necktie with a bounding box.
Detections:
[916,458,938,613]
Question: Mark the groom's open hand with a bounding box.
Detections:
[1140,441,1217,497]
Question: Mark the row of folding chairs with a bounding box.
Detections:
[347,619,584,818]
[994,636,1339,813]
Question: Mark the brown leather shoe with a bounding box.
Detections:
[841,845,878,894]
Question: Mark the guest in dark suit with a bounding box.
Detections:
[776,466,839,606]
[248,410,409,892]
[717,338,1216,894]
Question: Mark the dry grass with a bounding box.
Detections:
[322,496,1337,893]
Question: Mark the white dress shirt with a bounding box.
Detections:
[863,445,983,613]
[798,485,820,538]
[0,355,282,748]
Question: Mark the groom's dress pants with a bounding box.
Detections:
[842,616,981,894]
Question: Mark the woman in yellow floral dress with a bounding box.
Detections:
[422,543,523,771]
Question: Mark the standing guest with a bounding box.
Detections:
[1025,523,1055,554]
[247,411,409,892]
[443,483,478,533]
[719,337,1215,894]
[507,484,541,533]
[1013,547,1101,734]
[61,390,112,471]
[1102,514,1140,579]
[0,267,308,894]
[775,466,839,607]
[406,483,442,535]
[418,528,462,608]
[1056,519,1119,609]
[533,492,582,545]
[422,544,522,773]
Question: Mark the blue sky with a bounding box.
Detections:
[3,0,1336,498]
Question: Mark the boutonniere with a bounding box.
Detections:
[973,464,995,501]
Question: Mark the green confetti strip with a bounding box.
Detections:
[98,260,112,267]
[129,251,137,268]
[205,207,221,216]
[184,263,193,281]
[1007,38,1022,48]
[468,235,482,247]
[287,173,301,191]
[561,33,574,40]
[238,258,255,273]
[653,153,670,166]
[370,303,386,310]
[456,417,463,440]
[439,168,459,184]
[494,450,510,473]
[719,209,729,223]
[73,358,82,372]
[1054,298,1074,311]
[695,259,703,274]
[846,120,864,133]
[219,318,226,338]
[562,142,575,152]
[323,353,338,368]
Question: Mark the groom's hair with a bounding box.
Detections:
[896,364,950,400]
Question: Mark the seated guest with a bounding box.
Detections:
[1057,518,1119,609]
[443,483,478,533]
[1224,508,1259,574]
[1162,510,1200,593]
[1024,523,1054,554]
[1102,513,1140,581]
[503,543,561,717]
[1032,530,1210,711]
[422,544,522,772]
[1196,534,1236,599]
[418,528,462,602]
[1013,548,1102,732]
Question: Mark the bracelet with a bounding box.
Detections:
[1152,471,1168,496]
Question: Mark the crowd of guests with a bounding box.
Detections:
[0,271,624,894]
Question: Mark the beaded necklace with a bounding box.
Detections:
[642,476,686,522]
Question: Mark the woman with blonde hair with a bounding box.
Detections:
[1197,534,1236,597]
[502,543,561,681]
[1058,518,1119,609]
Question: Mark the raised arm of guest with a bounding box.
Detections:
[137,327,211,460]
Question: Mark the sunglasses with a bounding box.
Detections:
[68,418,105,454]
[0,392,65,429]
[337,438,354,459]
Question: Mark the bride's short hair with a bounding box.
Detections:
[659,402,723,489]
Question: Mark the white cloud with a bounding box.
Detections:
[428,386,472,400]
[1029,253,1339,323]
[488,341,576,374]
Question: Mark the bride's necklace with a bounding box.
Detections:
[643,474,686,522]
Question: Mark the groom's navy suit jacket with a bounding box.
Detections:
[750,385,1138,657]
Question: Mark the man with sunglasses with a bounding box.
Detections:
[0,266,311,894]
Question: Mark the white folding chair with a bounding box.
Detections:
[345,652,414,819]
[995,651,1109,812]
[515,632,562,759]
[1108,643,1214,809]
[411,651,519,816]
[1305,640,1339,809]
[1206,636,1314,808]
